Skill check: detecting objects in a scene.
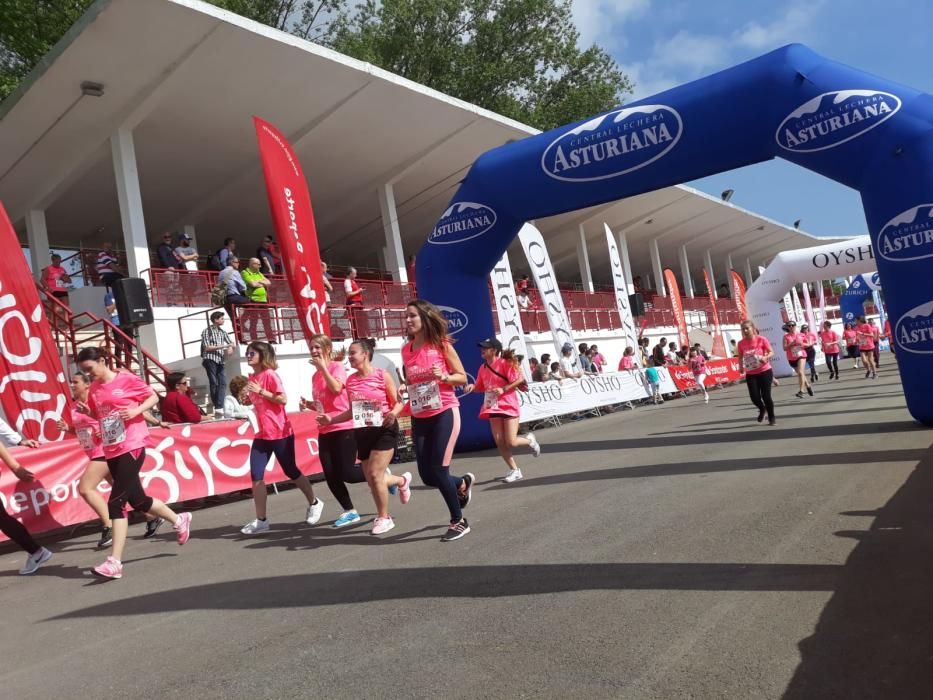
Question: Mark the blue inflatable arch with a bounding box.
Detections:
[417,44,933,448]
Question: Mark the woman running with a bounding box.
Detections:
[240,341,324,534]
[843,322,860,369]
[319,338,411,535]
[688,347,709,403]
[820,321,841,380]
[463,337,540,483]
[800,323,819,383]
[401,300,473,542]
[737,320,776,425]
[304,333,366,528]
[76,347,192,580]
[0,442,52,575]
[856,315,877,379]
[782,321,813,398]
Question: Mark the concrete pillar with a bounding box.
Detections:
[576,225,594,293]
[724,254,733,287]
[745,258,754,287]
[25,209,50,280]
[650,238,666,296]
[617,230,635,295]
[377,183,407,283]
[376,246,388,271]
[704,249,717,299]
[678,245,694,299]
[110,127,150,280]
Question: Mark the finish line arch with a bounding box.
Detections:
[416,44,933,448]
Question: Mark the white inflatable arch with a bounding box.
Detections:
[747,236,875,376]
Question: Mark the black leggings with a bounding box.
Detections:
[318,430,365,512]
[746,370,775,422]
[107,449,154,520]
[0,505,39,554]
[412,408,463,522]
[825,352,839,376]
[805,348,817,378]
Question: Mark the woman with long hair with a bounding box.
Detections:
[464,337,540,483]
[688,347,709,403]
[737,320,776,425]
[855,315,877,379]
[820,321,841,380]
[782,321,813,398]
[240,341,324,534]
[843,322,860,369]
[76,347,192,579]
[800,323,819,383]
[401,300,473,542]
[303,334,366,528]
[319,338,411,534]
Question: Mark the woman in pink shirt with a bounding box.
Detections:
[401,300,472,542]
[800,323,819,383]
[688,348,709,403]
[782,321,813,398]
[737,320,776,425]
[43,253,71,302]
[819,321,841,380]
[843,323,860,369]
[464,337,540,483]
[76,347,192,580]
[320,338,411,535]
[618,346,636,371]
[855,315,877,379]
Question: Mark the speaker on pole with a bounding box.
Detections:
[112,277,154,327]
[629,292,645,317]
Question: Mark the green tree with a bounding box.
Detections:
[210,0,344,41]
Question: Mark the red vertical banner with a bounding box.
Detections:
[703,269,728,357]
[730,269,748,321]
[253,117,329,337]
[0,203,70,441]
[663,268,690,349]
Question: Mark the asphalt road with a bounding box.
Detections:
[2,356,931,699]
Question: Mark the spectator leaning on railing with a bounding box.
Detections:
[175,233,199,271]
[201,311,235,418]
[241,257,272,341]
[221,257,249,322]
[257,235,279,275]
[95,241,124,289]
[156,232,183,270]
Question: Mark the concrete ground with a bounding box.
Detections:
[1,354,931,699]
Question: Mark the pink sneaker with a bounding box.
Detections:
[174,512,192,545]
[93,556,123,579]
[399,471,413,505]
[371,516,395,535]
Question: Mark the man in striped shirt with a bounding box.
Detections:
[95,241,124,289]
[201,311,234,417]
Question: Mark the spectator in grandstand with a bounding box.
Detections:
[638,337,650,367]
[0,416,39,449]
[344,266,367,336]
[42,253,72,302]
[517,290,530,310]
[257,235,279,275]
[174,233,199,271]
[95,241,124,289]
[539,353,551,372]
[242,257,272,340]
[718,283,730,298]
[666,342,680,365]
[559,343,582,379]
[224,375,253,419]
[548,361,562,381]
[577,342,594,373]
[201,311,234,417]
[515,274,530,297]
[407,254,417,291]
[344,267,364,306]
[651,338,668,367]
[590,345,606,373]
[156,232,183,270]
[161,373,202,424]
[321,260,333,303]
[618,346,636,371]
[633,275,644,292]
[211,237,237,271]
[528,357,543,382]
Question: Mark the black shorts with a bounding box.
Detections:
[847,345,860,358]
[354,423,399,461]
[486,412,518,420]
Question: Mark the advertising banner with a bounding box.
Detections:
[604,223,638,351]
[790,285,805,326]
[489,249,531,379]
[666,358,744,391]
[254,117,329,337]
[702,268,727,357]
[802,281,816,328]
[840,274,872,324]
[0,412,323,541]
[0,203,71,442]
[663,268,690,349]
[818,281,827,324]
[730,270,748,321]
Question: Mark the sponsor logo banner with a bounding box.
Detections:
[489,251,531,379]
[894,300,933,354]
[877,204,933,262]
[666,358,743,392]
[730,270,748,321]
[438,306,469,336]
[776,90,901,153]
[663,268,690,349]
[703,269,727,358]
[428,202,497,245]
[604,223,638,351]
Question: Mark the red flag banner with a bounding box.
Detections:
[663,268,690,348]
[254,117,329,338]
[703,269,728,357]
[667,358,743,391]
[730,270,748,321]
[0,203,71,442]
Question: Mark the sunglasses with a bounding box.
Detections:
[246,351,257,357]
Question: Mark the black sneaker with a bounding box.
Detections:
[144,517,165,539]
[795,391,805,399]
[806,385,814,396]
[458,473,475,509]
[97,526,113,549]
[441,518,470,542]
[757,408,766,423]
[768,418,777,426]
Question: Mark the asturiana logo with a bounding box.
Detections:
[776,90,901,153]
[895,300,933,354]
[541,104,683,182]
[437,306,469,335]
[878,204,933,262]
[428,202,497,245]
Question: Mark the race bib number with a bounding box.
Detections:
[101,413,126,446]
[484,390,500,410]
[742,352,761,371]
[409,381,442,413]
[76,427,95,451]
[352,400,383,428]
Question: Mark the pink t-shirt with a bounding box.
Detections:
[820,330,840,354]
[472,358,521,419]
[44,264,69,291]
[689,355,707,376]
[737,336,773,375]
[346,368,392,414]
[88,371,154,459]
[803,332,818,348]
[784,332,807,361]
[856,323,876,350]
[70,406,104,460]
[401,341,459,418]
[312,361,353,434]
[249,369,293,440]
[618,355,635,370]
[844,329,858,347]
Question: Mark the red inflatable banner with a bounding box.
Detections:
[731,270,748,321]
[703,269,728,358]
[663,268,690,349]
[254,117,330,337]
[667,358,743,391]
[0,202,71,442]
[0,413,323,541]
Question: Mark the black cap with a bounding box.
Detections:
[477,337,502,352]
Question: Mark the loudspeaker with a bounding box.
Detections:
[112,277,154,327]
[629,292,645,317]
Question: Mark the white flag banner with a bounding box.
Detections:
[801,281,816,328]
[604,223,638,352]
[783,292,797,322]
[490,249,531,380]
[518,223,579,368]
[818,281,827,325]
[790,285,805,324]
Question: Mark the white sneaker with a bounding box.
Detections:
[240,518,270,535]
[19,547,52,575]
[527,432,541,457]
[704,394,709,403]
[306,499,324,525]
[504,469,523,483]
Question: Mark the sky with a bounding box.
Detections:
[571,0,933,239]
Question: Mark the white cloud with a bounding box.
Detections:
[572,0,651,51]
[735,2,825,51]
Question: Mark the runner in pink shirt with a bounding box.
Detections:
[819,321,841,380]
[240,341,323,535]
[782,321,813,398]
[464,337,540,483]
[871,321,882,368]
[843,323,860,369]
[737,320,776,425]
[800,323,819,383]
[688,348,710,403]
[76,347,192,580]
[855,315,877,379]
